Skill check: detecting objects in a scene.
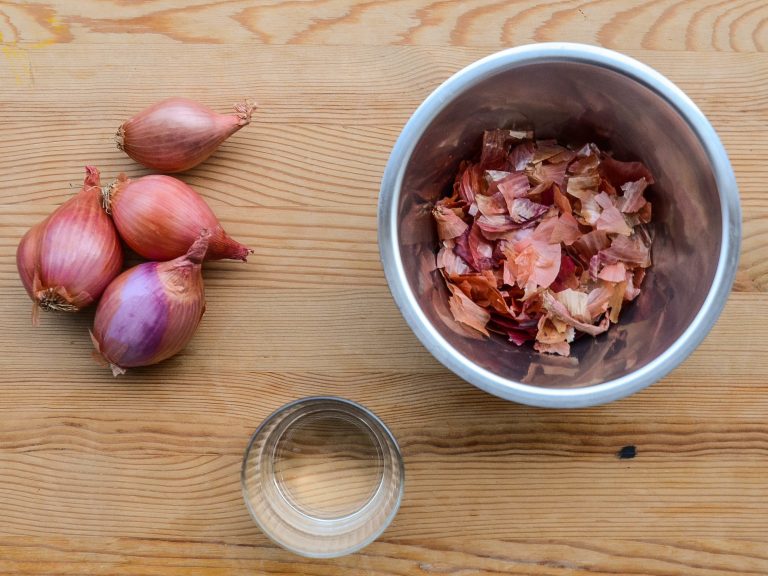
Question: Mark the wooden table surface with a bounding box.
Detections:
[1,1,766,574]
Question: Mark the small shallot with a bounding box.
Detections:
[116,97,256,173]
[91,233,209,376]
[104,173,252,261]
[16,166,123,323]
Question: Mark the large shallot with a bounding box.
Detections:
[91,233,209,376]
[104,173,252,261]
[16,166,123,324]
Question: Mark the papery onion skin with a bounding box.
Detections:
[116,97,256,173]
[16,219,43,305]
[105,173,251,261]
[91,233,209,376]
[16,166,124,323]
[435,130,655,357]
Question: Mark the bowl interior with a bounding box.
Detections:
[396,60,722,389]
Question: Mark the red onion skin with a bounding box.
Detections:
[91,234,208,376]
[116,98,255,173]
[107,174,251,261]
[16,219,43,303]
[16,166,124,322]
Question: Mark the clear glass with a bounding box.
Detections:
[241,397,404,558]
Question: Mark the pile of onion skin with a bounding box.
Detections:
[16,98,255,376]
[433,129,654,357]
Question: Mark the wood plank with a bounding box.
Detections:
[1,366,768,430]
[0,449,766,540]
[0,120,763,213]
[0,124,396,207]
[0,0,766,51]
[0,537,766,575]
[0,289,764,373]
[0,46,765,125]
[3,400,768,457]
[0,289,434,373]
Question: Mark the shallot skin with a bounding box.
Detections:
[106,174,252,261]
[91,234,208,376]
[116,97,256,173]
[16,166,124,322]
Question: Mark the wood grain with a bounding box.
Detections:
[0,450,767,540]
[1,0,767,573]
[0,537,765,575]
[0,288,765,373]
[0,0,766,51]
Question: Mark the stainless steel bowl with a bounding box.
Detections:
[378,43,741,408]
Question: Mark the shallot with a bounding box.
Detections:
[104,173,252,261]
[116,97,256,173]
[16,166,123,324]
[90,233,209,376]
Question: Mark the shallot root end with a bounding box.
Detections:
[36,288,79,313]
[115,125,125,151]
[110,363,126,377]
[100,181,118,214]
[233,99,257,125]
